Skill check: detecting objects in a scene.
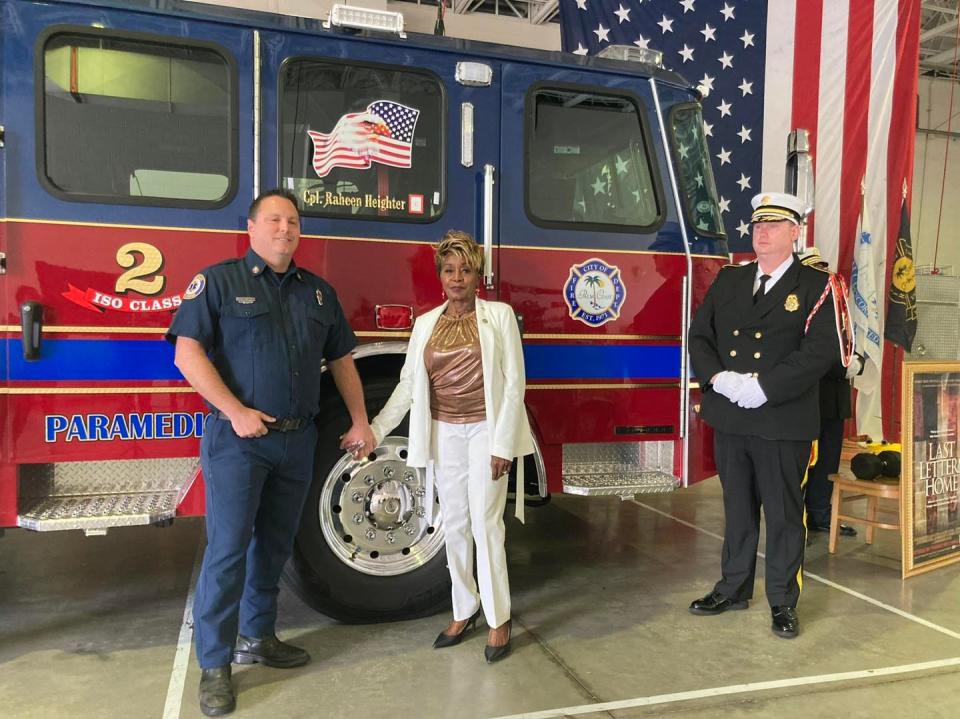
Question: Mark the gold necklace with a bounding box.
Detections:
[445,306,475,319]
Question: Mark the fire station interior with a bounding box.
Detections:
[3,2,960,719]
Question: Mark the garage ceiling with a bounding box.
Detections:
[920,0,959,79]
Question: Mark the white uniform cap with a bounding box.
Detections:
[750,191,805,225]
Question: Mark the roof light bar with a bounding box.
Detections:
[597,44,663,68]
[324,4,406,38]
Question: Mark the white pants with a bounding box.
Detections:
[432,420,511,628]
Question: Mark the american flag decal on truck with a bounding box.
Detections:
[307,100,419,178]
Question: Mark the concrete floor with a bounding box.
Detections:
[1,480,958,719]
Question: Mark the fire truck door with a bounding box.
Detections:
[495,62,691,487]
[0,1,254,471]
[257,35,502,311]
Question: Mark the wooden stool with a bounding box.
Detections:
[827,472,901,554]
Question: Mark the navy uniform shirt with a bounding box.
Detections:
[166,248,357,420]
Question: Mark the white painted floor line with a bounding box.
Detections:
[803,571,960,641]
[632,499,960,642]
[632,500,725,542]
[162,540,205,719]
[489,656,960,719]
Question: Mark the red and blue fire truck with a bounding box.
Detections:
[0,0,729,621]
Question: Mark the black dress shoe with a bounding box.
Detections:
[839,524,857,537]
[771,606,799,638]
[199,665,235,717]
[484,620,511,664]
[433,608,482,649]
[809,523,857,537]
[233,634,310,668]
[689,590,749,615]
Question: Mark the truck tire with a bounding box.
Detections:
[283,379,451,623]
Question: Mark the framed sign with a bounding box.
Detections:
[901,361,960,578]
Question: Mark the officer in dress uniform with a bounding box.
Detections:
[167,189,375,716]
[687,192,841,639]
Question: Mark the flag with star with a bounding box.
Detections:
[559,0,920,271]
[884,196,917,352]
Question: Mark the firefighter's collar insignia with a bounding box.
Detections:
[563,258,626,327]
[235,296,256,305]
[316,288,324,306]
[183,273,206,300]
[785,293,799,312]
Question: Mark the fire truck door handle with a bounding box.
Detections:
[20,301,43,361]
[482,163,495,289]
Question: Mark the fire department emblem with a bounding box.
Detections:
[563,258,626,327]
[785,293,799,312]
[184,274,206,300]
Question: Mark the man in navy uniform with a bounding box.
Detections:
[687,192,841,639]
[168,189,375,716]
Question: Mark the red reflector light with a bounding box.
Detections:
[375,304,414,330]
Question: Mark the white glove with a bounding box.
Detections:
[712,371,747,400]
[735,376,768,409]
[845,354,864,380]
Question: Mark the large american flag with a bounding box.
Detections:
[308,100,420,178]
[559,0,919,273]
[560,1,920,439]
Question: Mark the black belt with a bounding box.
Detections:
[212,411,307,433]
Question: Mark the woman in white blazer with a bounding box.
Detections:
[367,230,533,663]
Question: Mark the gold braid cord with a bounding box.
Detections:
[804,273,856,367]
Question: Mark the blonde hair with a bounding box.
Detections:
[434,230,484,276]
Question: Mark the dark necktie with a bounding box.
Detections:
[754,274,771,304]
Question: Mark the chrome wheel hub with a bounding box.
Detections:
[319,436,445,576]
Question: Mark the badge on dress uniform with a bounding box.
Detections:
[183,273,206,300]
[785,294,799,312]
[316,288,324,306]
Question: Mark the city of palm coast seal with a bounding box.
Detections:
[563,258,627,327]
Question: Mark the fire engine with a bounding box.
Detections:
[0,0,730,622]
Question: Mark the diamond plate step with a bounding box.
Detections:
[562,471,679,498]
[17,492,178,533]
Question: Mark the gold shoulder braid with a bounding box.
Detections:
[804,273,855,367]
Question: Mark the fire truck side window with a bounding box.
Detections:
[527,89,660,230]
[40,33,234,205]
[669,104,725,237]
[279,60,444,221]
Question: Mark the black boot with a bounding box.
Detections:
[771,606,800,638]
[689,590,748,615]
[198,665,235,717]
[233,634,310,668]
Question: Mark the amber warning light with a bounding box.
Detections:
[375,304,414,330]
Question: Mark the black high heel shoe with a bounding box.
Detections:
[484,619,512,664]
[432,608,482,649]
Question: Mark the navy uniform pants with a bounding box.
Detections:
[713,430,811,609]
[804,418,845,528]
[194,416,317,669]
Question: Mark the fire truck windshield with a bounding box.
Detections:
[669,104,725,238]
